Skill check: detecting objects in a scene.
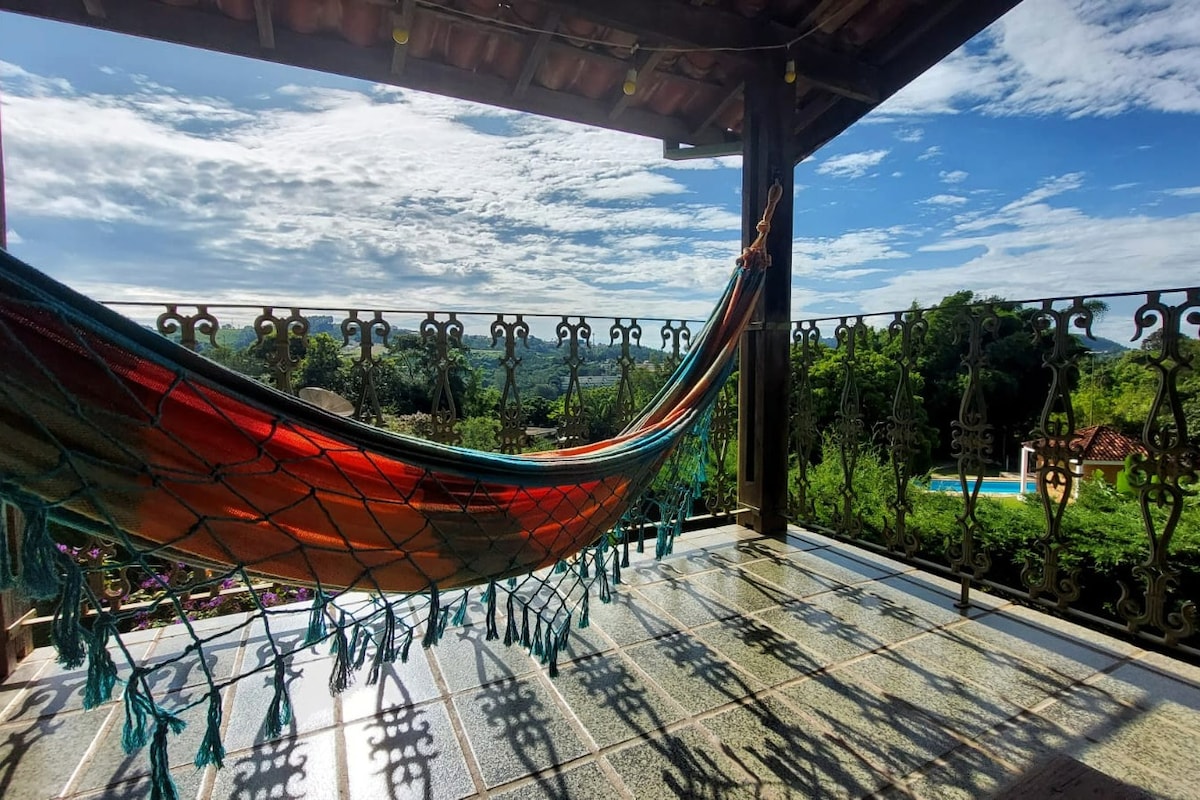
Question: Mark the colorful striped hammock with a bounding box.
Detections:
[0,186,778,799]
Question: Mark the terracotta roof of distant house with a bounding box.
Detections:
[1024,425,1146,461]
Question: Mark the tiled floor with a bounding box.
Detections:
[3,524,1200,799]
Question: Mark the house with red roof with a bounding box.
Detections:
[1019,425,1148,498]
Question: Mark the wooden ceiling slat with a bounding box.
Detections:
[608,50,666,121]
[253,0,274,49]
[538,0,878,103]
[389,0,415,76]
[513,10,559,98]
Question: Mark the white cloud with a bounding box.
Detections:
[880,0,1200,118]
[895,127,924,142]
[917,146,943,161]
[1111,182,1139,191]
[815,149,890,179]
[792,229,910,274]
[0,66,747,321]
[921,194,969,207]
[1164,186,1200,197]
[939,170,969,184]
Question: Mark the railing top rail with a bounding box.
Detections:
[99,300,707,325]
[791,285,1200,326]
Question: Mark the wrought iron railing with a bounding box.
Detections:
[104,302,743,518]
[788,287,1200,654]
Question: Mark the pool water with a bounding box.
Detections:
[926,478,1037,494]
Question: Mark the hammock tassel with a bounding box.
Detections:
[122,671,153,753]
[531,615,543,658]
[263,659,292,739]
[193,694,225,769]
[452,590,469,627]
[579,591,589,629]
[367,604,398,686]
[545,626,559,677]
[303,589,328,648]
[484,581,499,641]
[84,613,119,709]
[399,628,414,664]
[503,593,518,647]
[52,560,86,669]
[519,603,531,648]
[422,584,441,649]
[20,505,60,599]
[329,613,354,694]
[149,710,187,800]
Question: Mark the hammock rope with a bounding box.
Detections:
[0,184,781,799]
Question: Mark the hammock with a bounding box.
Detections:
[0,185,780,799]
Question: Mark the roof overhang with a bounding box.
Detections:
[0,0,1022,163]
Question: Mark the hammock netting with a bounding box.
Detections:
[0,189,778,799]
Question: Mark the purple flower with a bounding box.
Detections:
[220,578,237,590]
[295,587,311,602]
[261,591,279,607]
[56,543,69,553]
[205,596,225,610]
[88,548,101,559]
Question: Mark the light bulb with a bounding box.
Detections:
[392,27,410,46]
[622,68,637,96]
[784,59,797,84]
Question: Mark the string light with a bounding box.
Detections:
[622,68,638,96]
[784,59,796,84]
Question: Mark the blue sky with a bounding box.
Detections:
[1,1,1198,342]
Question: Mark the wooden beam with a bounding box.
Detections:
[689,80,742,139]
[390,0,415,76]
[537,0,879,103]
[513,10,559,98]
[608,49,665,121]
[252,0,273,49]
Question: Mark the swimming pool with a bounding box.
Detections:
[926,478,1037,494]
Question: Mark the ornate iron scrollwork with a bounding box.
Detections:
[660,320,691,371]
[254,307,309,394]
[556,316,592,446]
[834,316,866,539]
[705,377,738,516]
[156,305,219,352]
[491,315,529,454]
[610,318,643,428]
[1117,289,1199,644]
[947,306,998,580]
[421,313,465,445]
[341,311,391,426]
[1022,298,1091,608]
[790,320,820,522]
[884,311,927,557]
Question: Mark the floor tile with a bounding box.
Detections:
[211,729,340,799]
[433,620,538,694]
[453,676,587,788]
[624,633,761,715]
[0,707,110,800]
[550,654,684,748]
[693,616,824,687]
[702,696,887,798]
[633,580,740,629]
[607,726,757,800]
[492,761,622,800]
[344,700,475,800]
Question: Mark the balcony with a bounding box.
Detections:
[1,286,1198,798]
[4,522,1200,799]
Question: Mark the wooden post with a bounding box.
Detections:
[737,71,795,535]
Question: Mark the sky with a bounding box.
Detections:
[1,0,1198,343]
